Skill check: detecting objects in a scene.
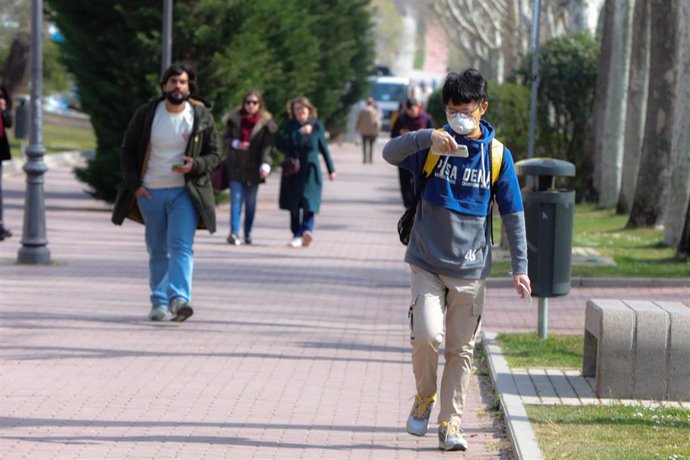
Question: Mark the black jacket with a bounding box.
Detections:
[111,97,222,232]
[221,107,276,186]
[0,109,12,162]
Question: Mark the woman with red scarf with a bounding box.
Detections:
[221,90,277,245]
[0,86,13,241]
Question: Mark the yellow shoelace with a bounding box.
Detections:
[413,393,437,418]
[440,420,461,437]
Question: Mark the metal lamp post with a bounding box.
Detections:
[17,0,51,265]
[527,0,542,160]
[526,0,549,338]
[162,0,172,73]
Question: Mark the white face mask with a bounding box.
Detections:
[447,113,477,135]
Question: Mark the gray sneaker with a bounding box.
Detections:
[227,233,241,246]
[438,419,468,451]
[148,305,171,321]
[406,393,437,436]
[170,297,194,322]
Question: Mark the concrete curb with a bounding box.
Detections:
[482,331,544,460]
[486,276,690,289]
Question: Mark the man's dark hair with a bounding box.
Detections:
[160,62,197,95]
[442,69,488,106]
[405,97,420,109]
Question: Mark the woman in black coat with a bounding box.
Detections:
[279,96,336,248]
[0,86,13,241]
[221,90,277,245]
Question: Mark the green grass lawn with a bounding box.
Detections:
[493,334,690,458]
[491,204,690,278]
[8,123,96,154]
[496,332,583,368]
[527,404,690,460]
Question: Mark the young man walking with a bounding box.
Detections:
[112,62,221,322]
[383,69,531,451]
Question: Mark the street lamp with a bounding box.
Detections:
[17,0,50,264]
[527,0,542,160]
[162,0,172,74]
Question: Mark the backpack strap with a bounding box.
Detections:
[488,138,505,245]
[423,149,440,178]
[490,138,504,185]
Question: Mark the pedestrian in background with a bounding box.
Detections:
[112,62,221,322]
[355,96,381,164]
[221,90,277,246]
[391,98,434,208]
[279,96,336,248]
[411,80,432,108]
[383,69,530,452]
[0,86,13,241]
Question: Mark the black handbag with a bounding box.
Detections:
[210,163,229,192]
[397,178,428,246]
[397,201,418,246]
[281,156,300,177]
[397,151,440,246]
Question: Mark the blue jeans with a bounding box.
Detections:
[137,187,198,307]
[229,180,259,236]
[290,208,314,237]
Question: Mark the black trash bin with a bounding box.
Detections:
[515,158,576,298]
[13,96,29,140]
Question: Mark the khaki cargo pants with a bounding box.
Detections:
[408,264,485,424]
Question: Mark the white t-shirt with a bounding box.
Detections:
[144,101,194,189]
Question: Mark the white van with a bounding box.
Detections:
[367,76,410,131]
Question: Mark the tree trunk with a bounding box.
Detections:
[590,0,615,202]
[627,0,680,228]
[617,0,650,214]
[570,0,606,32]
[597,0,633,208]
[678,198,690,258]
[1,32,31,98]
[664,0,690,247]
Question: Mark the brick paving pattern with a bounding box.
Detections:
[1,141,512,459]
[1,140,687,459]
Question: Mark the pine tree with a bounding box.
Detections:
[47,0,374,202]
[48,0,161,202]
[302,0,375,132]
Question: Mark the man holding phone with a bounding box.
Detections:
[383,69,531,452]
[112,62,221,322]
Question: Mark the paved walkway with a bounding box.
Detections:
[1,141,688,459]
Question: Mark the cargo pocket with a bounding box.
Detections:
[472,297,484,316]
[471,280,485,316]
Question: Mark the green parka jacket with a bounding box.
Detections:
[111,97,222,233]
[278,119,335,213]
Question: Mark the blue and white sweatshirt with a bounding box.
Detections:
[383,120,528,279]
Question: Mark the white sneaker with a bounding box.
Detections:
[406,393,437,436]
[288,236,303,248]
[148,305,171,321]
[438,418,467,451]
[227,233,241,246]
